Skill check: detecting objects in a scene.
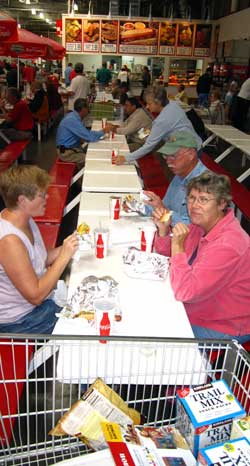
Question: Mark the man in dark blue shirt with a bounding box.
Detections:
[56,98,109,164]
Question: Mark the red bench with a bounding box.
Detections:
[49,161,75,186]
[36,223,60,249]
[0,140,30,171]
[138,153,169,198]
[34,184,69,223]
[201,152,250,220]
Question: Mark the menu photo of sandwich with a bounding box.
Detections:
[119,21,159,48]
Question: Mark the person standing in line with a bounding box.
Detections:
[96,62,112,89]
[64,62,73,87]
[67,63,90,112]
[231,77,250,131]
[196,67,212,107]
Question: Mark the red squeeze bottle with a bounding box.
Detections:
[96,233,104,258]
[99,311,110,344]
[114,198,120,220]
[141,230,147,251]
[111,149,115,165]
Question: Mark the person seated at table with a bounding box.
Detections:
[224,80,238,123]
[208,89,225,125]
[46,80,63,117]
[174,84,188,105]
[153,171,250,343]
[0,87,34,141]
[114,86,202,165]
[140,131,207,224]
[28,80,49,125]
[0,165,79,334]
[106,97,152,151]
[111,79,121,99]
[56,98,109,165]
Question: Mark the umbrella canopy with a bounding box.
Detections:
[4,28,48,59]
[41,37,66,60]
[0,12,18,41]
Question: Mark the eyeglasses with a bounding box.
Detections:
[187,194,216,205]
[36,191,47,199]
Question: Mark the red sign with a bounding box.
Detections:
[56,19,62,38]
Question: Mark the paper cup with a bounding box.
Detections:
[93,298,116,334]
[102,117,107,128]
[141,225,157,253]
[94,228,109,258]
[109,196,121,221]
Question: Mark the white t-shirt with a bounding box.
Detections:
[118,70,128,83]
[68,75,90,110]
[238,78,250,100]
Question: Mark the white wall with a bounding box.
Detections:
[219,7,250,41]
[66,54,102,72]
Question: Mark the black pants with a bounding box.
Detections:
[232,96,250,131]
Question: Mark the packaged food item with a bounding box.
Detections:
[231,416,250,441]
[77,222,90,235]
[176,380,245,458]
[198,437,250,465]
[160,210,173,223]
[49,378,141,451]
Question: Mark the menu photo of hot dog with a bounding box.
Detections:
[119,21,159,54]
[101,20,118,53]
[83,19,100,52]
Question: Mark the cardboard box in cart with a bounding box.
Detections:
[231,416,250,441]
[198,437,250,465]
[176,380,245,458]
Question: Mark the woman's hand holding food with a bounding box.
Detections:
[153,207,171,236]
[59,233,79,262]
[171,223,189,256]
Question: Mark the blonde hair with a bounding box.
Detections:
[0,165,50,208]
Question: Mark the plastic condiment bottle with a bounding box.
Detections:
[111,149,115,164]
[113,198,120,220]
[96,233,104,258]
[99,312,110,344]
[141,230,147,251]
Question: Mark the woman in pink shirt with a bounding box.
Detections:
[154,171,250,342]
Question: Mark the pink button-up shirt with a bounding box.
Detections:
[154,210,250,336]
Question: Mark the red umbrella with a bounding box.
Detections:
[4,28,48,59]
[0,12,18,41]
[41,36,66,60]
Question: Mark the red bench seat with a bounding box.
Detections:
[201,152,250,220]
[49,161,75,186]
[36,223,60,249]
[0,140,30,169]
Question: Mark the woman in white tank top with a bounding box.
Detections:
[0,165,78,333]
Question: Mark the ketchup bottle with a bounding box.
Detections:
[113,198,120,220]
[99,311,110,344]
[141,230,147,251]
[111,149,115,165]
[96,233,104,258]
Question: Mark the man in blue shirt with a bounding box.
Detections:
[142,131,207,225]
[114,87,202,165]
[56,98,109,164]
[64,62,73,87]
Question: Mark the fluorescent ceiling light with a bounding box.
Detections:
[74,3,78,10]
[31,8,36,14]
[18,23,21,28]
[26,0,31,4]
[39,12,44,19]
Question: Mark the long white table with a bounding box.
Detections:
[85,159,137,175]
[87,140,130,152]
[79,192,140,217]
[203,124,250,181]
[82,171,142,193]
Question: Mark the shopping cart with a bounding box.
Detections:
[0,335,250,466]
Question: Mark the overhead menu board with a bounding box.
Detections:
[63,16,212,57]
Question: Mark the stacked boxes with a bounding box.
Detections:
[176,380,245,458]
[198,437,250,465]
[231,416,250,442]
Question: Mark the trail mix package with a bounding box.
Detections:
[176,379,245,458]
[198,437,250,465]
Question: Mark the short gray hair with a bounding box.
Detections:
[187,171,232,206]
[144,86,169,107]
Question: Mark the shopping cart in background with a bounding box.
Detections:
[0,335,250,466]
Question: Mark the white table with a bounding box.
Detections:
[85,159,137,175]
[87,140,129,152]
[82,171,142,193]
[79,192,140,217]
[203,124,250,181]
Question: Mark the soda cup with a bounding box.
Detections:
[94,228,109,258]
[111,148,119,164]
[93,298,116,343]
[102,117,107,129]
[140,225,157,253]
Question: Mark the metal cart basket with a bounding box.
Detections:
[0,335,249,466]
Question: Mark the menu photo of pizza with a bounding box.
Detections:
[83,19,100,52]
[119,21,159,54]
[159,22,177,55]
[101,20,118,53]
[65,18,82,51]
